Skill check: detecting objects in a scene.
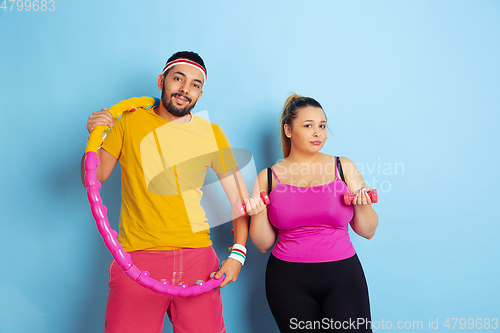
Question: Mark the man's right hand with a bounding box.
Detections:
[87,108,114,133]
[81,108,119,186]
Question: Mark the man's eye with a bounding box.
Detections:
[193,84,200,89]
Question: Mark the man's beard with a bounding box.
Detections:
[161,90,196,117]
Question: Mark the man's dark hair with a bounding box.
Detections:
[164,51,206,77]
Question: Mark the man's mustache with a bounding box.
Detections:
[171,93,192,103]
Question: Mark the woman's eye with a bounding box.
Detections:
[174,77,181,81]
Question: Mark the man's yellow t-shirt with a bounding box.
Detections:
[102,107,238,252]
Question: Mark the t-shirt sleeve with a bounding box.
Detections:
[210,123,238,174]
[101,115,125,159]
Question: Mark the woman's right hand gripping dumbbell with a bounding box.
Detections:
[237,191,270,217]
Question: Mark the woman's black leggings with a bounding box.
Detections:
[265,254,372,332]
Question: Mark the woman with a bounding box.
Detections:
[246,94,378,332]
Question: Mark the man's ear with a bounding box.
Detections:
[157,74,164,90]
[192,89,203,105]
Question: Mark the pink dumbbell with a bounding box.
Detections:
[237,191,270,216]
[344,189,378,205]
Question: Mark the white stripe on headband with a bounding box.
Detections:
[162,59,207,84]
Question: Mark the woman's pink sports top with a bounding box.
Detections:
[267,157,356,263]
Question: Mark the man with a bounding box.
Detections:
[81,51,250,333]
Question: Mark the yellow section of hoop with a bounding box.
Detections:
[85,97,156,153]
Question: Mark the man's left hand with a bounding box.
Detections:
[215,258,242,288]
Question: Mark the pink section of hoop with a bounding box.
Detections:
[84,151,224,297]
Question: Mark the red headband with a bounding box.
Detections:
[162,59,207,84]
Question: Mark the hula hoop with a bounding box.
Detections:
[84,96,225,297]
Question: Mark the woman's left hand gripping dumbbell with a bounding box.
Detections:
[349,187,376,206]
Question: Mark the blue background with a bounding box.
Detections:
[1,1,499,332]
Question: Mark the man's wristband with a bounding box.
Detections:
[228,244,247,266]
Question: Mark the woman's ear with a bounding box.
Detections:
[284,124,291,138]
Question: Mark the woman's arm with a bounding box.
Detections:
[249,169,278,253]
[341,157,379,239]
